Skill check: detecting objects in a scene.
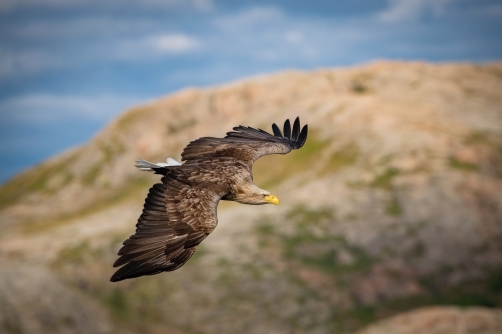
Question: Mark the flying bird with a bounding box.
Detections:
[111,117,308,282]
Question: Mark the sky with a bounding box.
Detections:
[0,0,501,183]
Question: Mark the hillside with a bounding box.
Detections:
[0,61,501,333]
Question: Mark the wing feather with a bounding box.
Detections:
[181,117,308,166]
[298,124,308,147]
[283,119,291,139]
[292,117,300,142]
[110,172,227,282]
[272,123,283,137]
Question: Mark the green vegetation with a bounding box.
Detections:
[322,143,360,175]
[56,241,93,265]
[285,204,334,222]
[282,229,374,276]
[448,156,477,171]
[0,151,79,209]
[255,221,276,235]
[340,267,502,329]
[351,71,373,94]
[372,168,400,189]
[331,306,377,332]
[188,245,209,263]
[0,134,127,209]
[253,132,360,189]
[81,163,102,185]
[81,138,126,186]
[106,288,130,319]
[465,131,491,145]
[386,198,402,216]
[3,318,21,334]
[101,139,126,161]
[405,221,428,237]
[352,82,367,93]
[116,105,150,130]
[253,130,329,189]
[487,268,502,307]
[167,118,197,134]
[346,179,365,189]
[362,266,502,318]
[415,272,500,308]
[462,130,502,178]
[406,242,425,259]
[256,206,375,276]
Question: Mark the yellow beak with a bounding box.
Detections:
[264,195,280,205]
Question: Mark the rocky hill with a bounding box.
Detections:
[0,61,501,333]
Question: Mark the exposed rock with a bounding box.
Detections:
[357,307,502,334]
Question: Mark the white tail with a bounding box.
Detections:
[166,157,182,166]
[135,158,182,172]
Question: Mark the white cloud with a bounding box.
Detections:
[377,0,452,23]
[285,31,304,44]
[146,34,200,54]
[0,30,200,80]
[115,33,201,59]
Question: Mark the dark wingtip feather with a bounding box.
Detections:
[283,119,291,139]
[110,274,121,282]
[292,117,300,142]
[298,124,308,148]
[110,268,126,282]
[272,123,283,138]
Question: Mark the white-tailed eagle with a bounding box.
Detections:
[111,117,308,282]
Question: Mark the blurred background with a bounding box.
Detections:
[1,1,502,333]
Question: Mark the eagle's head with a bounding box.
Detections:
[232,184,280,205]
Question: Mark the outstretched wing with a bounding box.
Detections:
[110,172,226,282]
[181,117,308,167]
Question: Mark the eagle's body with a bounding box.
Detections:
[111,118,307,282]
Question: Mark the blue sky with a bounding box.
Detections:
[0,0,501,183]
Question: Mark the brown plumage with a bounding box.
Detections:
[110,117,308,282]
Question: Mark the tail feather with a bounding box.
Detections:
[135,158,182,172]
